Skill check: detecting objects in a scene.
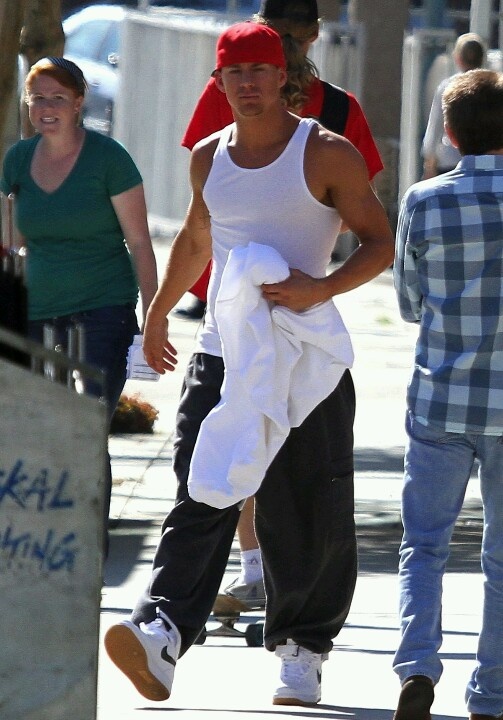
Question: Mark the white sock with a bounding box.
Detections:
[238,548,263,585]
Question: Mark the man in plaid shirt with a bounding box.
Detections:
[392,69,503,720]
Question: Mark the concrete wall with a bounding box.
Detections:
[0,342,107,720]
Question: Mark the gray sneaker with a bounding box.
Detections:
[224,577,266,609]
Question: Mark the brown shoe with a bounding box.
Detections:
[393,675,434,720]
[470,714,503,719]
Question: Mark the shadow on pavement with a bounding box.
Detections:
[356,513,483,576]
[355,446,405,473]
[104,511,483,589]
[104,518,156,587]
[136,706,466,719]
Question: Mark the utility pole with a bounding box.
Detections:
[0,0,25,159]
[470,0,492,46]
[423,0,446,78]
[19,0,65,137]
[424,0,445,28]
[348,0,409,226]
[317,0,340,21]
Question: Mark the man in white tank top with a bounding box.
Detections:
[105,22,394,708]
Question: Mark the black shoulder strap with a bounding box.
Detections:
[318,82,350,135]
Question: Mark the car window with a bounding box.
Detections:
[97,21,121,63]
[65,19,113,60]
[150,0,260,9]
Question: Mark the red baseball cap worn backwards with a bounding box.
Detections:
[214,22,287,72]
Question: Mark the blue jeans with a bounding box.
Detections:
[393,411,503,716]
[28,304,138,419]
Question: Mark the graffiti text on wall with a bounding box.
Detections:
[0,459,78,573]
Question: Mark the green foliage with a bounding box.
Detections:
[376,314,393,326]
[110,393,159,434]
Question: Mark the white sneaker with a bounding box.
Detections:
[104,612,181,701]
[273,639,328,706]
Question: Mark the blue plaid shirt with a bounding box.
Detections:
[394,155,503,435]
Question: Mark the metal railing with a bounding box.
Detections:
[0,325,105,397]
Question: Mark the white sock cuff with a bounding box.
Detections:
[240,548,262,566]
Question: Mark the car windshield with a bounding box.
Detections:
[65,18,117,60]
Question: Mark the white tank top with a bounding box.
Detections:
[197,117,342,357]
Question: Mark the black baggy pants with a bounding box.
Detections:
[132,353,357,656]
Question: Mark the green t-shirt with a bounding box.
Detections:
[1,130,142,320]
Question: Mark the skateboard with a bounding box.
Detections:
[195,593,265,647]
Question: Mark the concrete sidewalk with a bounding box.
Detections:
[100,239,484,720]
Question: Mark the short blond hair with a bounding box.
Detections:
[453,33,485,70]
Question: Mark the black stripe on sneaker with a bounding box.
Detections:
[161,646,177,667]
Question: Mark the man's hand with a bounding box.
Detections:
[261,269,325,311]
[142,315,178,374]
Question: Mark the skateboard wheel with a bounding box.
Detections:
[194,627,207,645]
[245,622,264,647]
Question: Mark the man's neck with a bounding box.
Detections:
[228,109,300,168]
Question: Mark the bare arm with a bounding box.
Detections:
[421,81,444,179]
[262,130,394,311]
[338,178,378,235]
[142,144,214,373]
[323,139,395,294]
[422,155,438,179]
[111,184,158,329]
